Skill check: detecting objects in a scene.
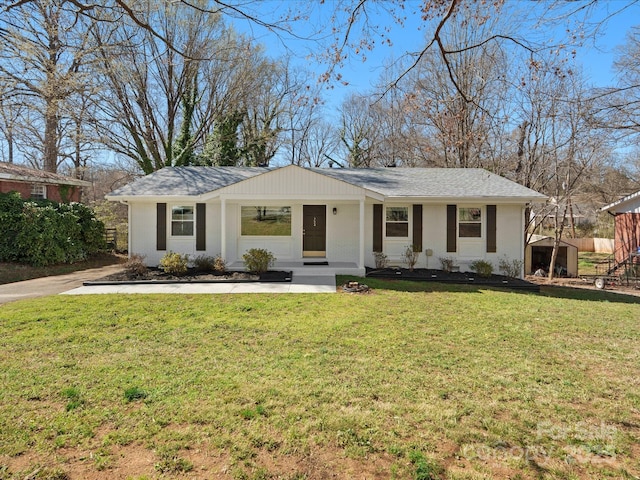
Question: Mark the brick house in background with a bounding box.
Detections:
[0,162,91,203]
[601,190,640,264]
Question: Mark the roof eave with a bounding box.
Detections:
[105,194,202,202]
[382,195,547,203]
[0,172,91,187]
[600,190,640,212]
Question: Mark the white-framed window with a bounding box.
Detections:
[459,207,482,238]
[385,206,409,237]
[171,205,194,236]
[31,184,46,200]
[241,206,291,236]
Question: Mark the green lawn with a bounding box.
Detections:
[0,279,639,479]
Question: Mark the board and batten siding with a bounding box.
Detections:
[216,166,366,198]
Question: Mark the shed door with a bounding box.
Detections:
[303,205,326,257]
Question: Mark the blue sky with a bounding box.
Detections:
[230,1,640,109]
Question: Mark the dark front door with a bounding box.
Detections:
[303,205,326,257]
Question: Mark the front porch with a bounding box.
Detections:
[227,260,364,276]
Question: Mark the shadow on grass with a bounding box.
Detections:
[537,284,640,304]
[337,275,640,305]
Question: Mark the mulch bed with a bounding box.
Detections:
[366,267,540,292]
[84,268,292,285]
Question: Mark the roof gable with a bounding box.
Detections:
[210,164,369,199]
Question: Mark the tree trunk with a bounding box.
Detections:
[548,203,569,280]
[567,197,576,238]
[43,97,59,172]
[7,131,13,163]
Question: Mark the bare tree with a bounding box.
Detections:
[91,1,225,173]
[278,67,327,167]
[5,0,633,98]
[592,27,640,145]
[404,4,512,169]
[338,94,382,168]
[542,72,609,279]
[0,79,24,164]
[0,0,99,173]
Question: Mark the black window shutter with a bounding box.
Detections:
[157,203,167,251]
[446,204,457,253]
[373,204,383,253]
[486,204,497,253]
[412,204,423,252]
[196,203,206,251]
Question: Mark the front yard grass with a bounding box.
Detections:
[0,279,639,479]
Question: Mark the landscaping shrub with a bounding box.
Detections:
[159,251,189,276]
[0,192,106,266]
[213,254,226,273]
[67,202,108,255]
[192,254,216,272]
[469,259,494,278]
[192,254,226,273]
[439,256,455,272]
[498,256,523,278]
[373,251,389,269]
[242,248,275,273]
[402,245,420,271]
[125,254,148,277]
[0,192,24,262]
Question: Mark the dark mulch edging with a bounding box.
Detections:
[84,269,292,286]
[366,267,540,292]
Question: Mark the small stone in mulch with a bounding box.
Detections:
[341,281,371,294]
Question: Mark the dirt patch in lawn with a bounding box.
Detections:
[1,443,397,479]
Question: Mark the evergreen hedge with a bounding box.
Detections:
[0,192,107,266]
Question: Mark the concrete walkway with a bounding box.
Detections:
[0,265,337,305]
[63,275,336,296]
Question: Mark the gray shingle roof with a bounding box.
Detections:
[0,162,91,187]
[106,166,545,200]
[313,168,545,199]
[107,166,271,197]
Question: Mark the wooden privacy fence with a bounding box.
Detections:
[561,237,614,253]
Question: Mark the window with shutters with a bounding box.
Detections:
[458,207,482,238]
[171,206,194,236]
[385,206,409,237]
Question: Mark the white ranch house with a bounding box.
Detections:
[106,165,546,277]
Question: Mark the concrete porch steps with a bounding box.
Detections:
[227,261,364,276]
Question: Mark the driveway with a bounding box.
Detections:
[0,264,125,305]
